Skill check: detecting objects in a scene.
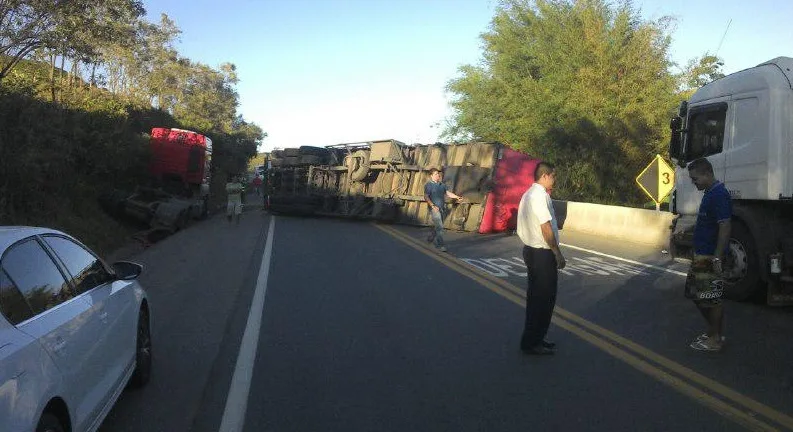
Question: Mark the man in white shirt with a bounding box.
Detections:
[225,175,244,225]
[517,162,566,355]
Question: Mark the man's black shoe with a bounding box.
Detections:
[542,340,556,349]
[521,346,555,355]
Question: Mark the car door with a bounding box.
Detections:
[41,235,138,423]
[1,237,100,431]
[0,268,59,432]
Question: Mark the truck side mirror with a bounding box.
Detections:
[678,101,688,118]
[669,117,684,161]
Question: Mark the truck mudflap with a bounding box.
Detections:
[767,239,793,306]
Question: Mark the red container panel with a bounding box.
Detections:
[479,148,540,234]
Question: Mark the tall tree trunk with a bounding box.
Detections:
[49,52,56,102]
[69,61,76,88]
[120,65,127,95]
[59,54,66,101]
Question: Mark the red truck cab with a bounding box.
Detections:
[149,127,212,193]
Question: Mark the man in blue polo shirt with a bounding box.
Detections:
[686,158,732,352]
[424,168,463,252]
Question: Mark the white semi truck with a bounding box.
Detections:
[669,57,793,305]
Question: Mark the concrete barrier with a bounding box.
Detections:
[553,200,674,248]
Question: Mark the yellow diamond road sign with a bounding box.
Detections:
[635,154,675,204]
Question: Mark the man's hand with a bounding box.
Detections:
[555,252,566,270]
[712,257,723,274]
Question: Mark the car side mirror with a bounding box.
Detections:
[112,261,143,280]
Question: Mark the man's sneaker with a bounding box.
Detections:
[690,336,723,352]
[438,246,448,252]
[696,333,726,343]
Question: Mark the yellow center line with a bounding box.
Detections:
[374,223,792,432]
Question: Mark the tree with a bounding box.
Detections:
[445,0,679,205]
[0,0,65,82]
[0,0,144,85]
[677,54,725,98]
[172,61,239,134]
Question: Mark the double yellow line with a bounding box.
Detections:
[374,223,793,432]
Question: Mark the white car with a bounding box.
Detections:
[0,227,152,432]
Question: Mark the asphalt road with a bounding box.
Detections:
[98,209,793,432]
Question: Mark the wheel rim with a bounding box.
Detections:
[724,238,749,282]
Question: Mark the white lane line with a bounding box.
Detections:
[219,216,275,432]
[560,242,688,277]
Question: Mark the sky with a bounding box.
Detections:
[142,0,793,152]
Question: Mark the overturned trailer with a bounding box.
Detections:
[266,140,539,233]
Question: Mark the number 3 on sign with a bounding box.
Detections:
[662,172,671,185]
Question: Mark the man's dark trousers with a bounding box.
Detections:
[520,246,558,349]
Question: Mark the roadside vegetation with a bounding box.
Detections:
[0,1,263,255]
[444,0,725,206]
[1,0,729,253]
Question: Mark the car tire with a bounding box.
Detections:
[129,307,152,389]
[36,412,65,432]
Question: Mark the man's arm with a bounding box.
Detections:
[713,220,731,272]
[540,221,566,269]
[713,190,733,272]
[424,183,438,211]
[424,192,439,212]
[445,190,463,201]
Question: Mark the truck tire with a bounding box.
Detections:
[300,155,323,165]
[299,146,331,157]
[199,197,209,219]
[723,221,762,301]
[348,150,370,182]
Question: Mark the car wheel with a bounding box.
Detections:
[129,307,152,389]
[36,412,65,432]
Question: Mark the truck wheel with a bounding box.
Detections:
[723,221,762,301]
[349,150,370,181]
[199,198,209,219]
[175,210,189,231]
[298,146,331,157]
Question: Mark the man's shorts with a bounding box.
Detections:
[685,255,724,307]
[226,201,242,216]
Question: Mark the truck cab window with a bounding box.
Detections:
[686,106,727,160]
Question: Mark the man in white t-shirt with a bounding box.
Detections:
[225,175,244,225]
[517,162,566,355]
